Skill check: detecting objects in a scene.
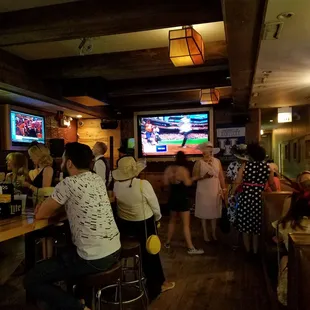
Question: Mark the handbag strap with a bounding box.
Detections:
[140,180,149,242]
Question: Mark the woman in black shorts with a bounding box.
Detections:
[163,151,204,255]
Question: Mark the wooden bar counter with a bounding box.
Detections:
[0,195,115,243]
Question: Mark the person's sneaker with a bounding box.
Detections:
[187,248,204,255]
[164,243,171,249]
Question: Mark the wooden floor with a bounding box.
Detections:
[0,217,270,310]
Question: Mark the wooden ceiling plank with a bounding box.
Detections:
[110,90,233,109]
[107,70,230,97]
[0,0,223,47]
[31,43,228,80]
[222,0,267,107]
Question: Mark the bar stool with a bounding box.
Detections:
[120,238,148,309]
[74,262,122,310]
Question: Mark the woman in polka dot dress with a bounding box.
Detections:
[234,144,276,255]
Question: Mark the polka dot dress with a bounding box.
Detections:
[237,161,270,235]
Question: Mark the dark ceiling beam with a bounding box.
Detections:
[107,70,230,97]
[222,0,267,108]
[32,42,228,80]
[0,49,108,118]
[0,0,223,47]
[110,90,232,108]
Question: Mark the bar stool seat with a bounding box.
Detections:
[118,238,148,309]
[82,262,122,288]
[73,262,122,310]
[121,238,141,258]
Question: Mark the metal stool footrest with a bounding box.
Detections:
[99,283,145,305]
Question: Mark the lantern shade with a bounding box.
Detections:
[200,89,220,105]
[169,26,205,67]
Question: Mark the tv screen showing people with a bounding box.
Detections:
[10,110,45,144]
[138,112,209,156]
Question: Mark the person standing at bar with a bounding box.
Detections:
[234,143,276,257]
[92,141,111,187]
[22,144,54,193]
[164,151,204,255]
[193,142,226,242]
[113,156,175,301]
[24,142,121,310]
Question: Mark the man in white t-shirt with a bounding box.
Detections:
[24,142,120,310]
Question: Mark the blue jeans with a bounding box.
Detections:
[24,247,120,310]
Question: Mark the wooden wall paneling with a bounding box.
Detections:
[77,119,120,166]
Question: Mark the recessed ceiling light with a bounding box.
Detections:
[270,119,273,122]
[76,115,83,118]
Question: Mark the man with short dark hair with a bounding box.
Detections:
[24,142,120,310]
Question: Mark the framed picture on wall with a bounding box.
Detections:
[297,140,301,163]
[293,142,297,160]
[285,143,290,161]
[305,140,310,159]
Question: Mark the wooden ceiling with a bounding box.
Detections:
[0,0,267,117]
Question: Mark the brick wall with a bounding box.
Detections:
[45,115,77,144]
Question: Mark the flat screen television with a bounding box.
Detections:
[10,110,45,145]
[136,111,210,157]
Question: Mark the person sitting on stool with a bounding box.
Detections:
[24,142,121,310]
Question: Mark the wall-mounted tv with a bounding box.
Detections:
[136,111,210,157]
[10,110,45,145]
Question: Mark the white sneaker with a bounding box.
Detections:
[187,248,204,255]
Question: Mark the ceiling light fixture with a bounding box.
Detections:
[76,115,83,118]
[278,107,292,123]
[200,88,220,105]
[169,26,205,67]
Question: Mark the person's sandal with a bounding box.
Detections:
[161,281,175,293]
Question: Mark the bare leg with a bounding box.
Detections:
[201,219,210,242]
[211,219,217,240]
[180,211,194,249]
[166,211,178,244]
[243,233,251,252]
[252,234,259,254]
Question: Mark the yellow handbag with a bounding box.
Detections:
[140,180,161,255]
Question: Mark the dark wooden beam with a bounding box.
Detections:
[0,49,108,118]
[0,0,223,47]
[32,42,228,80]
[110,90,232,108]
[116,96,233,117]
[222,0,267,107]
[108,70,230,97]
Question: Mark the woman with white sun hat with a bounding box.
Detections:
[193,142,226,242]
[112,156,175,301]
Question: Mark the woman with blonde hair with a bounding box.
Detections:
[23,144,54,192]
[5,152,28,186]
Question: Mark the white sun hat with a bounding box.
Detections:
[197,142,220,155]
[112,156,146,181]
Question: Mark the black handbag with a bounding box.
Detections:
[219,201,230,234]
